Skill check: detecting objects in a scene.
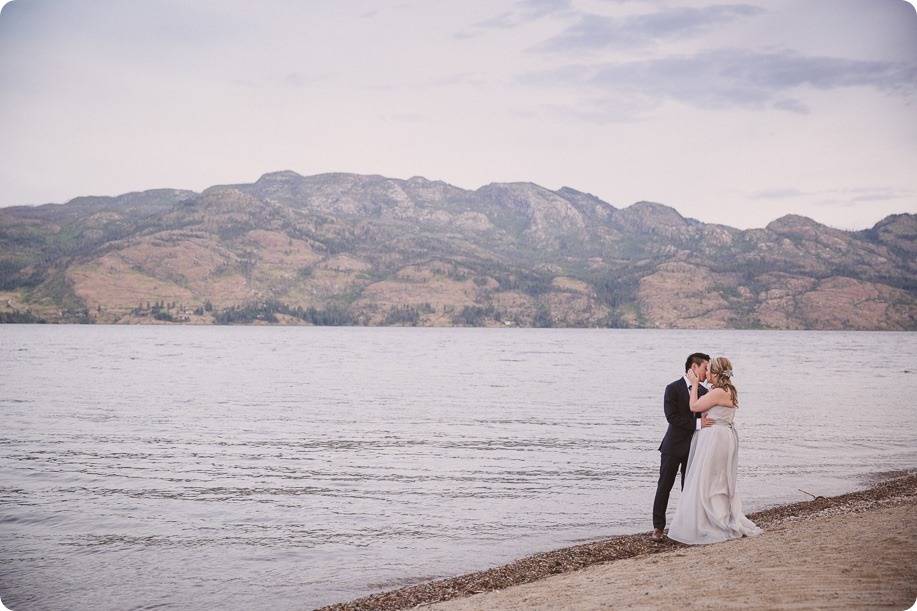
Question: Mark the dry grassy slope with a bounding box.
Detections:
[0,171,914,329]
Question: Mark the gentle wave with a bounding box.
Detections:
[1,325,915,609]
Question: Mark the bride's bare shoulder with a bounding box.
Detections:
[708,387,737,407]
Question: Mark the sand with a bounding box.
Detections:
[321,472,917,611]
[426,500,916,610]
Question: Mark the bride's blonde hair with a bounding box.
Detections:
[710,356,738,407]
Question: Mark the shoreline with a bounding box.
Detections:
[1,321,913,332]
[320,471,917,611]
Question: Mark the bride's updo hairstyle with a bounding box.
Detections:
[710,356,738,407]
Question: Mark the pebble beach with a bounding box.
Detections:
[322,472,917,611]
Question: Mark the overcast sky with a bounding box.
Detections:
[1,0,915,229]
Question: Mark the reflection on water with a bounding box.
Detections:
[1,325,915,609]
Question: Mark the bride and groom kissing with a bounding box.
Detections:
[652,352,762,544]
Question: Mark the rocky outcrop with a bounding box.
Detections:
[0,171,914,329]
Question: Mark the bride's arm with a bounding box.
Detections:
[689,386,727,412]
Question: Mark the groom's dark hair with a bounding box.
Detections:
[685,352,711,372]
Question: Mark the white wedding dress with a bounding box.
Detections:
[667,404,763,544]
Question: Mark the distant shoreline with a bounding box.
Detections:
[320,471,917,611]
[1,321,914,332]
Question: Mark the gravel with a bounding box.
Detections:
[318,471,917,611]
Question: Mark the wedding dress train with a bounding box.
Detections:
[667,405,763,544]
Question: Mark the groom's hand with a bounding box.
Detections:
[700,413,713,428]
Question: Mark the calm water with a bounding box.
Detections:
[1,325,915,610]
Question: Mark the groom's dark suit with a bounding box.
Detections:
[652,376,707,530]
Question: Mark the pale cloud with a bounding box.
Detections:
[531,4,766,52]
[456,0,573,38]
[0,0,915,231]
[750,186,916,207]
[282,72,336,89]
[522,48,917,113]
[380,112,428,124]
[771,98,809,114]
[749,188,808,199]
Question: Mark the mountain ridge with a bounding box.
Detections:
[3,172,904,233]
[1,171,914,329]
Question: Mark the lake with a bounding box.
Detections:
[1,325,915,609]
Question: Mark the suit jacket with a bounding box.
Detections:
[658,377,708,458]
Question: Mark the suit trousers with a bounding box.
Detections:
[652,451,689,530]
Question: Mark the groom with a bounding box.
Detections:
[651,352,710,541]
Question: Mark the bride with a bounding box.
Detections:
[666,356,763,544]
